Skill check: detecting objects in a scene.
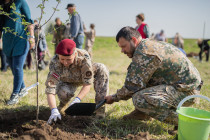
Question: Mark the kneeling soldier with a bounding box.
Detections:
[46,39,109,124]
[105,27,202,128]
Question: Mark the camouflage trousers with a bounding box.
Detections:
[85,45,93,58]
[132,84,200,125]
[56,63,109,107]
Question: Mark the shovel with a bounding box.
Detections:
[65,99,106,116]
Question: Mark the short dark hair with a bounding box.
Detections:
[116,26,141,42]
[55,17,60,22]
[90,24,95,29]
[66,3,75,9]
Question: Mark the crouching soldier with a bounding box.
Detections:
[105,27,202,128]
[46,39,109,124]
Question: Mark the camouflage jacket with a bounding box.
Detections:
[45,49,93,94]
[84,29,96,47]
[112,39,201,101]
[53,24,66,42]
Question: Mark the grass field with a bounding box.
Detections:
[0,35,209,139]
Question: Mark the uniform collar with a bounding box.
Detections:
[133,39,145,57]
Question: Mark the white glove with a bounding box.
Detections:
[47,108,61,124]
[69,97,81,107]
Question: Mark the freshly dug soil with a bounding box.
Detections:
[0,107,151,140]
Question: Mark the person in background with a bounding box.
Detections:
[155,30,168,42]
[150,33,155,40]
[24,20,39,70]
[64,23,71,39]
[135,13,150,39]
[34,24,48,70]
[197,39,210,62]
[172,33,186,55]
[173,33,184,49]
[0,0,35,105]
[84,24,96,57]
[0,37,8,72]
[52,18,66,54]
[67,3,84,49]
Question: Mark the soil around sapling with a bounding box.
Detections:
[0,106,151,140]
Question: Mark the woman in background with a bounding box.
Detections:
[135,13,150,39]
[0,0,35,105]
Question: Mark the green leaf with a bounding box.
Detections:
[10,3,16,10]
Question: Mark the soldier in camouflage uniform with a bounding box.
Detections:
[105,27,202,126]
[84,24,96,58]
[52,18,66,54]
[46,39,109,124]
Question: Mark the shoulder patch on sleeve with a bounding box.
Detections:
[46,72,60,87]
[52,73,60,80]
[86,71,92,77]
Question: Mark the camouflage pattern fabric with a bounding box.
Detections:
[45,49,109,106]
[84,29,95,57]
[112,39,201,101]
[53,24,66,50]
[93,63,109,104]
[112,39,201,123]
[56,82,79,105]
[132,84,200,124]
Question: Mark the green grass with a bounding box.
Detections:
[168,38,199,53]
[0,35,209,139]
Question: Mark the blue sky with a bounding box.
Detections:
[27,0,210,38]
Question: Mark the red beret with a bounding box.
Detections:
[56,39,76,56]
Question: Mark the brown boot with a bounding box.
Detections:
[123,109,151,121]
[95,106,105,119]
[168,125,178,135]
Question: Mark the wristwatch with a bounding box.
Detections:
[28,35,35,39]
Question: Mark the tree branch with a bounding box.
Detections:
[41,0,60,28]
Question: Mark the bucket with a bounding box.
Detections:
[176,95,210,140]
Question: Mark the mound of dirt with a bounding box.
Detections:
[0,116,107,140]
[0,108,152,140]
[18,120,108,140]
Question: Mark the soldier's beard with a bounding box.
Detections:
[125,41,136,58]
